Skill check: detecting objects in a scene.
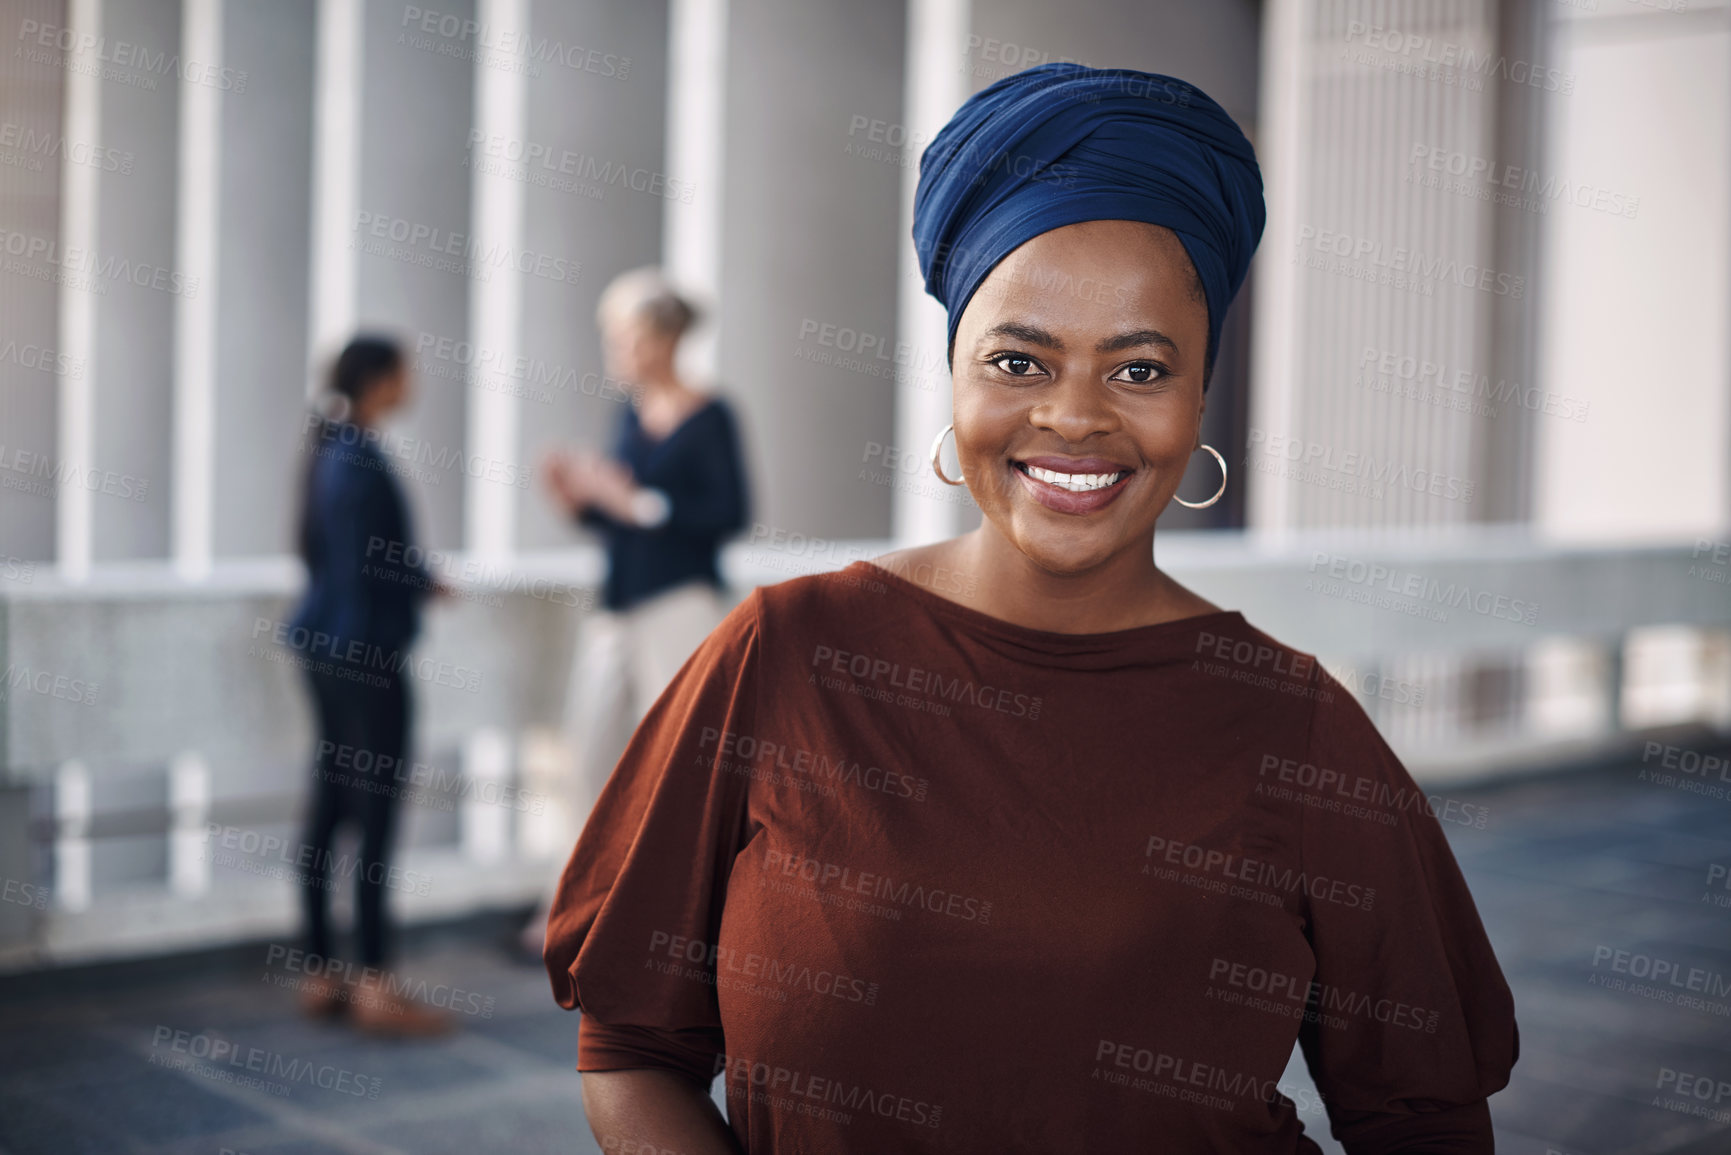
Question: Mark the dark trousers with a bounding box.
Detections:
[299,663,411,969]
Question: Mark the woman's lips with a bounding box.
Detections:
[1011,459,1133,515]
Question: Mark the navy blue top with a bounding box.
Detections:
[580,395,749,611]
[290,421,431,659]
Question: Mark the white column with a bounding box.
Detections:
[173,0,223,579]
[514,727,568,861]
[463,0,529,558]
[459,727,513,865]
[53,761,93,913]
[662,0,729,381]
[891,0,970,545]
[307,0,362,394]
[56,0,102,581]
[1245,0,1306,535]
[168,752,212,896]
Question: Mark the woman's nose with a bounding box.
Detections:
[1029,375,1119,440]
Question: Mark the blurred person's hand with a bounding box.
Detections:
[542,449,596,509]
[541,447,642,522]
[553,453,637,522]
[540,448,580,512]
[573,454,640,522]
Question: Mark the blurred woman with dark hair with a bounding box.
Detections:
[289,334,449,1037]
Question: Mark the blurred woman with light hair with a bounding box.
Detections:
[522,267,750,953]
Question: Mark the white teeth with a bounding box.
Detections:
[1023,465,1126,492]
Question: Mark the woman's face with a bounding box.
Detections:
[950,219,1210,576]
[601,310,676,385]
[359,363,410,423]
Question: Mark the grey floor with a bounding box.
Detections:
[1,750,1728,1154]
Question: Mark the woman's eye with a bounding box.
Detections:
[991,354,1038,377]
[1114,362,1164,385]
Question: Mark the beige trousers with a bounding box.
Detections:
[561,581,731,836]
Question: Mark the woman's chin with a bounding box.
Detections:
[1003,525,1124,578]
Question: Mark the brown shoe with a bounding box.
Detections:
[348,986,455,1039]
[298,977,348,1020]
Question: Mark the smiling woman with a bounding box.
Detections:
[944,220,1219,590]
[547,64,1518,1155]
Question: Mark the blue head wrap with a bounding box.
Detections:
[913,64,1265,382]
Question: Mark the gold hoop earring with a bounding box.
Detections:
[930,423,965,486]
[1173,444,1227,509]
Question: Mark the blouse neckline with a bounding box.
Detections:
[851,559,1246,657]
[630,394,720,448]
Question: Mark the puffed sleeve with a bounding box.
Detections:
[1296,672,1519,1154]
[542,589,761,1085]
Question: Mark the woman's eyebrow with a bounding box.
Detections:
[1096,328,1178,354]
[978,323,1179,355]
[981,321,1065,349]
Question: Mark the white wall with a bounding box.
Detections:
[1535,3,1731,541]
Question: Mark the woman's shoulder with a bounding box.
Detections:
[682,573,883,685]
[749,561,891,625]
[724,562,933,665]
[1202,617,1412,771]
[1182,609,1378,735]
[309,432,384,490]
[1190,610,1328,684]
[691,391,738,427]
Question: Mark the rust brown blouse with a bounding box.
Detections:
[544,560,1518,1153]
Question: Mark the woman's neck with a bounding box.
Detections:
[950,526,1209,634]
[634,366,688,399]
[634,375,705,437]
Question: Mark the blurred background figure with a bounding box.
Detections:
[290,335,450,1036]
[523,269,750,955]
